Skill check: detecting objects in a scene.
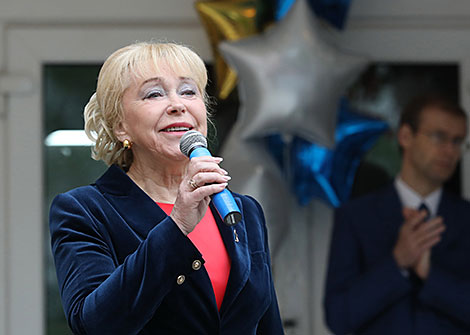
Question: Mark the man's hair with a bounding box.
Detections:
[399,93,467,132]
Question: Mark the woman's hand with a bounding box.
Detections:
[170,156,231,235]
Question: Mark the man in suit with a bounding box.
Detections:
[324,94,470,334]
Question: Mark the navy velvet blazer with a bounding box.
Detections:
[49,165,284,335]
[324,184,470,335]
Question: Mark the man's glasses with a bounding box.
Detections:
[418,130,468,151]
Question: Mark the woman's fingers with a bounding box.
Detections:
[185,156,230,198]
[170,156,231,235]
[188,172,231,191]
[187,156,228,176]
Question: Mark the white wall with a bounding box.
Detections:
[1,1,470,334]
[350,0,470,17]
[0,20,8,335]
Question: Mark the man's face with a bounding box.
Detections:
[400,106,467,187]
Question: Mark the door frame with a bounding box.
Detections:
[2,20,470,335]
[2,23,211,335]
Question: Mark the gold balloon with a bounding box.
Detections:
[195,0,270,99]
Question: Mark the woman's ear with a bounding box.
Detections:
[114,121,129,143]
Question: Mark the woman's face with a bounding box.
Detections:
[117,64,208,164]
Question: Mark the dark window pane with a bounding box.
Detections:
[348,63,460,198]
[43,64,106,335]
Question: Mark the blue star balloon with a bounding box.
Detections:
[275,0,353,29]
[266,99,389,207]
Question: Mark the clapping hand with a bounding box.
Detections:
[393,207,445,279]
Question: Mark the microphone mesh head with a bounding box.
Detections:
[179,130,207,157]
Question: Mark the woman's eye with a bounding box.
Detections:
[145,90,164,99]
[181,89,196,96]
[179,83,198,96]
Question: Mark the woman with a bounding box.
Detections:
[49,41,284,334]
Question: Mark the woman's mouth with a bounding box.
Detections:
[160,122,193,132]
[161,126,192,132]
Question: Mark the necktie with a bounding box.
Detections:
[418,203,430,221]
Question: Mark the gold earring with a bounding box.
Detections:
[123,139,132,150]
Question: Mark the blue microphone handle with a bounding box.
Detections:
[190,147,242,226]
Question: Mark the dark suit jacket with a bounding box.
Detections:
[49,165,284,335]
[324,184,470,335]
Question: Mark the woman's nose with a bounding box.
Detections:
[166,94,185,114]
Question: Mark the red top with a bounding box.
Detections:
[158,203,231,310]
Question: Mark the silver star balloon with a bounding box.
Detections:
[219,0,367,147]
[221,125,293,254]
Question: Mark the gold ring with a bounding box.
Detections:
[188,179,198,190]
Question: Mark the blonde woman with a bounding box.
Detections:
[49,41,283,334]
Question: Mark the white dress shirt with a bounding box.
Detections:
[394,176,442,218]
[393,177,442,278]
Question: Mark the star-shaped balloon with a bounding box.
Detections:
[194,0,274,99]
[266,99,389,207]
[276,0,353,29]
[219,0,367,147]
[219,126,293,255]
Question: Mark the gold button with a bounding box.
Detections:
[192,260,202,271]
[176,275,185,285]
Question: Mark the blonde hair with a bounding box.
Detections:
[84,41,210,169]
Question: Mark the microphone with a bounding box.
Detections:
[180,130,242,226]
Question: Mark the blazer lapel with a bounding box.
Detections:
[434,191,455,251]
[376,184,404,235]
[214,197,251,316]
[94,165,168,238]
[96,166,218,306]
